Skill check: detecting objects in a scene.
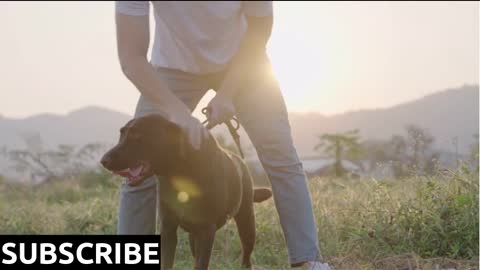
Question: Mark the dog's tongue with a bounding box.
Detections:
[130,165,143,177]
[116,169,130,178]
[116,165,143,179]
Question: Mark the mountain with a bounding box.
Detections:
[289,84,479,156]
[0,106,131,150]
[0,85,478,157]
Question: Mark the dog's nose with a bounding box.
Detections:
[100,156,112,168]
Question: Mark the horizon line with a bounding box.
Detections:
[1,83,478,120]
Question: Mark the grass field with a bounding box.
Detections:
[0,168,478,270]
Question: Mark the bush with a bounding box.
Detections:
[0,169,477,269]
[314,169,478,260]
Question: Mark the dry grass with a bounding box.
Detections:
[0,168,478,270]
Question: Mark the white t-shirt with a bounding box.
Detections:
[115,1,273,74]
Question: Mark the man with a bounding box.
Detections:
[115,2,330,269]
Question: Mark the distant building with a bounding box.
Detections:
[248,156,366,179]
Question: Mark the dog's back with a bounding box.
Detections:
[159,135,270,230]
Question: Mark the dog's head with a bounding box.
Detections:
[100,114,187,186]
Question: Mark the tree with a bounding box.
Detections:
[387,125,436,178]
[314,129,362,177]
[8,133,57,182]
[405,124,434,173]
[5,133,110,184]
[389,135,408,177]
[361,139,390,173]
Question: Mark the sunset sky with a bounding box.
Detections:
[0,1,478,119]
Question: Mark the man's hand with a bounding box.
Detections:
[169,109,209,150]
[204,93,236,129]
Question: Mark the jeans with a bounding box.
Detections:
[117,61,321,264]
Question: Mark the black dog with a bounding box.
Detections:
[101,114,272,269]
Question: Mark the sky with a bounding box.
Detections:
[0,1,478,119]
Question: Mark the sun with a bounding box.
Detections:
[268,39,342,115]
[266,3,342,114]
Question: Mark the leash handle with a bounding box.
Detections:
[201,107,212,128]
[201,107,244,159]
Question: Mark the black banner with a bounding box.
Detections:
[0,235,161,269]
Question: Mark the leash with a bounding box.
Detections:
[201,107,245,159]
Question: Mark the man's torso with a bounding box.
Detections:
[116,1,272,74]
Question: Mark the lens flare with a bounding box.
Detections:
[177,191,189,203]
[171,176,202,197]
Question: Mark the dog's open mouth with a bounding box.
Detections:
[114,162,152,186]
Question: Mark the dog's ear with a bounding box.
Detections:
[162,118,190,160]
[162,118,189,159]
[139,114,188,157]
[177,130,188,160]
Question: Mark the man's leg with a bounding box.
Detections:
[232,62,322,265]
[117,68,209,235]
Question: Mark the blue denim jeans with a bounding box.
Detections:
[117,62,321,264]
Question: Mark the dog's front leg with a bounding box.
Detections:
[161,219,178,270]
[193,224,216,270]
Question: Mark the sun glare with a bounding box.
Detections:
[266,3,344,115]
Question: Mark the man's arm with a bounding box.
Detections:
[115,3,206,148]
[116,13,191,120]
[205,9,273,128]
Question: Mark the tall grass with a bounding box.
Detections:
[0,168,478,269]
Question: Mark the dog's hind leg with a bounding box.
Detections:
[193,224,216,270]
[234,200,255,268]
[161,218,178,270]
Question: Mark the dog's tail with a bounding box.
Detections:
[253,188,272,203]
